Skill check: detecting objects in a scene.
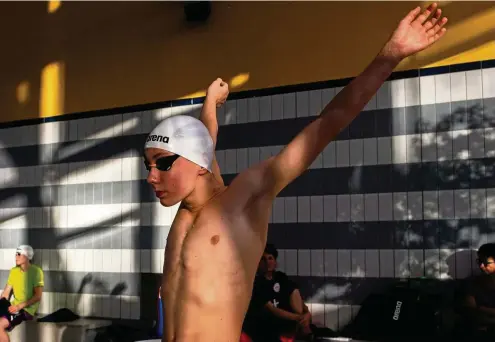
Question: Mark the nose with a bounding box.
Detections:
[146,167,159,184]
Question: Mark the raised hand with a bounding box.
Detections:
[206,78,229,108]
[383,3,448,61]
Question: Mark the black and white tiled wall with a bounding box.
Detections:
[0,60,494,329]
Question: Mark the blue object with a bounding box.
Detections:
[157,288,163,337]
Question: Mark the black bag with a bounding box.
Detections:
[343,282,441,341]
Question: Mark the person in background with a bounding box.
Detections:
[463,243,495,337]
[0,245,44,342]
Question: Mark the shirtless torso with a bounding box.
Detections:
[162,166,273,342]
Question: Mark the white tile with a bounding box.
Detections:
[298,249,311,276]
[337,250,351,277]
[378,193,393,221]
[236,148,248,173]
[421,133,437,162]
[424,249,440,278]
[364,194,378,222]
[121,249,131,273]
[237,99,248,124]
[283,93,296,119]
[363,138,377,165]
[120,296,131,319]
[395,249,409,277]
[140,249,151,273]
[296,91,309,117]
[349,139,363,166]
[469,129,485,159]
[337,195,350,222]
[470,189,486,218]
[436,131,453,161]
[364,94,377,111]
[393,192,408,221]
[323,142,336,168]
[407,192,423,221]
[485,189,495,218]
[284,197,298,223]
[271,95,283,121]
[324,249,338,277]
[482,67,495,98]
[452,130,469,160]
[377,81,392,109]
[311,250,324,276]
[485,127,495,158]
[350,194,364,222]
[338,306,353,330]
[309,90,322,116]
[297,197,311,223]
[409,249,425,277]
[406,134,421,163]
[309,151,323,169]
[405,77,420,106]
[336,141,349,167]
[285,249,298,276]
[224,100,237,125]
[350,250,365,277]
[248,98,260,123]
[365,250,379,277]
[450,72,467,102]
[423,190,439,220]
[392,135,407,164]
[276,249,286,273]
[438,190,455,219]
[225,149,237,174]
[323,195,337,222]
[248,148,260,167]
[454,189,470,219]
[377,137,392,164]
[466,69,483,100]
[390,79,406,108]
[420,76,436,105]
[310,196,324,222]
[435,74,451,103]
[324,304,339,331]
[259,147,272,162]
[321,88,336,107]
[272,197,285,223]
[259,96,271,121]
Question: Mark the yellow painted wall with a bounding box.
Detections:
[0,1,494,123]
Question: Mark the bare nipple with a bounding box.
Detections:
[210,235,220,245]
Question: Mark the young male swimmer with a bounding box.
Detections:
[144,4,448,341]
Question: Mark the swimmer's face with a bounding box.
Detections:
[478,256,495,275]
[144,148,206,207]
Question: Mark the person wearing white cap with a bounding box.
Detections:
[144,5,448,341]
[0,245,44,341]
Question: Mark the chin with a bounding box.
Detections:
[159,197,181,207]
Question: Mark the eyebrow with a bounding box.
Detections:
[143,152,167,162]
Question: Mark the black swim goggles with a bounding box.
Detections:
[144,154,180,172]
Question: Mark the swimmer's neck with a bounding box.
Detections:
[181,173,226,213]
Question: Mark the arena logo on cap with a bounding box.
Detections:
[147,135,170,143]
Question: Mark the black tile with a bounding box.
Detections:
[139,226,153,249]
[436,103,452,132]
[436,161,455,190]
[484,97,495,128]
[374,165,393,193]
[374,108,393,137]
[390,164,408,192]
[467,99,484,129]
[392,107,406,135]
[451,61,481,73]
[421,162,438,190]
[438,219,460,248]
[405,106,421,134]
[420,104,437,133]
[422,220,439,249]
[450,100,468,130]
[405,221,425,249]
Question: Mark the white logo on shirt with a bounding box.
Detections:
[273,282,280,293]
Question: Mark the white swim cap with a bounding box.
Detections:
[144,115,214,172]
[16,245,34,260]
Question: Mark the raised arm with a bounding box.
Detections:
[258,3,448,198]
[199,78,229,185]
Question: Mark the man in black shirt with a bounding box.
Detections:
[243,244,312,341]
[464,243,495,336]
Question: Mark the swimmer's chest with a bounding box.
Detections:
[167,210,252,273]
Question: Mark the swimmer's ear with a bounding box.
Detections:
[198,167,208,176]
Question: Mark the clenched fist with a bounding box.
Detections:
[206,78,229,107]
